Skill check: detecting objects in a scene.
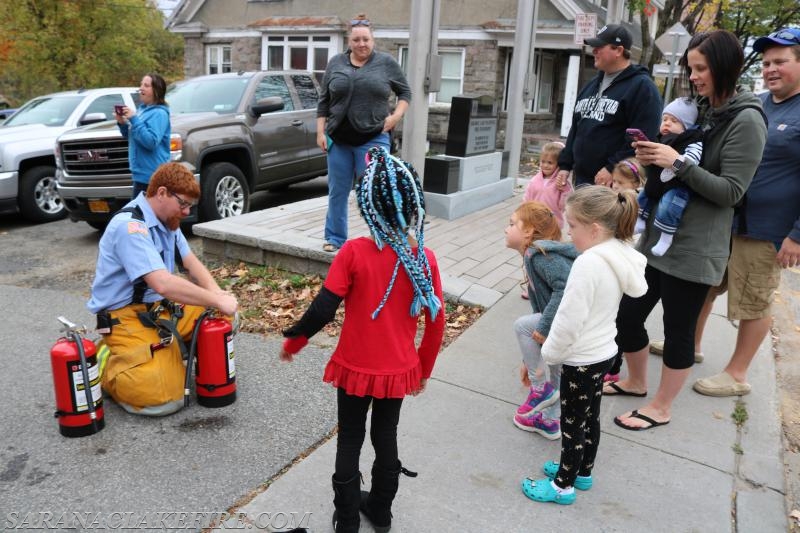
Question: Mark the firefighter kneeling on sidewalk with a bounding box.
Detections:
[87,162,239,416]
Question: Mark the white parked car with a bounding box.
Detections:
[0,87,138,222]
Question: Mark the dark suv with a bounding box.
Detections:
[55,71,327,228]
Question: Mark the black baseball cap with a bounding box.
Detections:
[752,28,800,53]
[584,24,633,50]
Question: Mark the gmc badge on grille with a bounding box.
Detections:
[78,149,109,162]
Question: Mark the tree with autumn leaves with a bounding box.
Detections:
[632,0,800,74]
[0,0,183,106]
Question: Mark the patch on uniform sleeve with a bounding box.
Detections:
[127,221,148,235]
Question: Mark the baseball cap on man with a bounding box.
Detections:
[752,28,800,53]
[585,24,633,50]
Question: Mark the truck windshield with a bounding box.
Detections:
[3,95,85,127]
[167,77,250,114]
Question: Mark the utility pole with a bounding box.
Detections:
[504,0,536,180]
[402,0,440,182]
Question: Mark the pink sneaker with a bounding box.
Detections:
[603,373,620,383]
[513,412,561,440]
[516,382,558,416]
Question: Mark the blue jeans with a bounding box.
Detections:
[324,132,390,247]
[638,186,690,235]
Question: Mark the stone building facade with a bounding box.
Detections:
[167,0,656,158]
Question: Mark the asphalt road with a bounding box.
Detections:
[0,177,335,531]
[0,177,331,292]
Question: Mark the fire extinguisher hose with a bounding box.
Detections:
[184,309,214,407]
[71,330,99,424]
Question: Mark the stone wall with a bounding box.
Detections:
[182,36,261,78]
[457,39,501,97]
[183,37,205,78]
[233,37,262,72]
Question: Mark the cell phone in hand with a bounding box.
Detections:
[114,105,125,116]
[625,128,649,142]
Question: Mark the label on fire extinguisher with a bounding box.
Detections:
[226,331,235,380]
[67,358,103,412]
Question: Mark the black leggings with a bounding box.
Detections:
[555,358,614,489]
[616,265,710,370]
[334,388,404,480]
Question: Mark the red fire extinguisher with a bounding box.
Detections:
[51,317,105,437]
[186,312,236,408]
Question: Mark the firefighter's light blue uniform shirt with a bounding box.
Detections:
[87,193,190,314]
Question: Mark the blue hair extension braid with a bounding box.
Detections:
[384,155,407,230]
[355,147,442,320]
[395,161,439,318]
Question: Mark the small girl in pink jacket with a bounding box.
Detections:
[524,141,572,227]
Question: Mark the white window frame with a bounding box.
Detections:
[531,52,554,113]
[261,34,339,80]
[206,45,231,75]
[502,49,555,114]
[398,47,465,104]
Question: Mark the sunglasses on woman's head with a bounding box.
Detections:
[770,29,800,44]
[350,19,371,27]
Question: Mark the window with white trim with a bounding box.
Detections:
[207,45,231,75]
[532,52,554,113]
[264,35,336,83]
[502,49,555,114]
[399,47,465,104]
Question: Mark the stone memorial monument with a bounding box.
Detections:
[423,95,514,220]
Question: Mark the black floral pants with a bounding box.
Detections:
[554,357,614,489]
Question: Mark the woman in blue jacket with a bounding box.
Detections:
[116,73,171,198]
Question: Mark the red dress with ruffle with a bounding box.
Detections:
[322,237,445,398]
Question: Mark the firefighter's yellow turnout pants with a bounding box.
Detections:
[99,302,207,416]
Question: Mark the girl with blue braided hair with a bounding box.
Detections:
[280,146,444,533]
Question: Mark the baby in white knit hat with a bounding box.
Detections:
[635,97,704,256]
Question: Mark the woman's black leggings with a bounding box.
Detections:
[334,388,404,480]
[616,265,710,370]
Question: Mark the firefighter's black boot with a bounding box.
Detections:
[331,472,361,533]
[359,461,417,532]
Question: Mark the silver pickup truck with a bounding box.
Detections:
[55,71,327,229]
[0,87,139,222]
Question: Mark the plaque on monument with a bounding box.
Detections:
[445,95,498,158]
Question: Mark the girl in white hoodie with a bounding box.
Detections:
[521,186,647,505]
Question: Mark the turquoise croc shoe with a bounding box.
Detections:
[521,477,576,505]
[542,461,593,490]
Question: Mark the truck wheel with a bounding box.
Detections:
[200,162,250,221]
[18,166,66,223]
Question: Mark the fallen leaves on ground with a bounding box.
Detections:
[210,262,485,348]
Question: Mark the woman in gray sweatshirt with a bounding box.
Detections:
[316,14,411,253]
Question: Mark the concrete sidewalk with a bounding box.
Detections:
[194,192,523,309]
[237,288,788,532]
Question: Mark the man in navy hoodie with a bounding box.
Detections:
[557,24,661,188]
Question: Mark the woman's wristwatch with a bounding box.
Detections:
[671,155,686,173]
